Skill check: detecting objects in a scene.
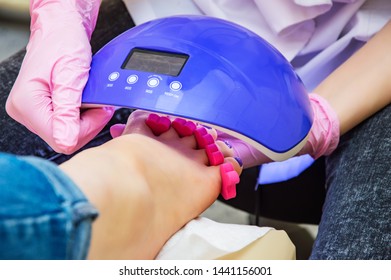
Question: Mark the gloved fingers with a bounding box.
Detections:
[5,0,101,155]
[51,105,114,154]
[50,51,94,152]
[73,0,101,39]
[300,94,340,159]
[64,107,114,154]
[31,0,101,40]
[6,86,64,151]
[31,106,113,155]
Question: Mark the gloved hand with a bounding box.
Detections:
[6,0,114,154]
[217,93,340,168]
[297,93,340,159]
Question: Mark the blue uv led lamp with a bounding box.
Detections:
[82,15,313,161]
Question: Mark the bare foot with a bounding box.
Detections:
[60,110,242,259]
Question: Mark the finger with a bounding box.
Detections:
[51,52,92,152]
[6,73,57,147]
[72,107,114,152]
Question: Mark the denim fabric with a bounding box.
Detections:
[310,103,391,260]
[0,153,98,259]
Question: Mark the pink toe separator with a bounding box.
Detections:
[145,113,171,136]
[194,127,214,148]
[205,143,224,166]
[172,118,196,137]
[220,163,240,200]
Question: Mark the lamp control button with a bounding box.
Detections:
[108,72,120,81]
[127,75,138,84]
[147,77,159,88]
[170,81,182,91]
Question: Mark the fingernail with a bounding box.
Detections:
[234,157,243,167]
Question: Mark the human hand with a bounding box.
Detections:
[6,0,114,154]
[110,110,243,200]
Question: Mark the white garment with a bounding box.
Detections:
[122,0,391,90]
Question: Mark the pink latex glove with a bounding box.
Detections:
[217,93,340,168]
[6,0,114,154]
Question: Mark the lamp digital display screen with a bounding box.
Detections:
[122,48,189,76]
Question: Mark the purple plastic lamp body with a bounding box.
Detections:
[82,15,313,161]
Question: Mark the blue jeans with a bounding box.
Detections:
[310,103,391,260]
[0,153,98,259]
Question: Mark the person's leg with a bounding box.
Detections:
[0,0,134,163]
[310,103,391,259]
[1,111,240,260]
[0,152,98,260]
[60,111,242,259]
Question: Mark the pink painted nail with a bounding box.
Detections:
[194,127,214,148]
[220,163,240,200]
[145,113,171,136]
[172,118,196,137]
[205,143,224,166]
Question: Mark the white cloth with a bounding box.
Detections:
[123,0,391,90]
[156,217,272,260]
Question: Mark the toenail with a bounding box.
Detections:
[234,157,243,167]
[223,140,232,149]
